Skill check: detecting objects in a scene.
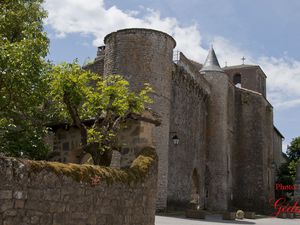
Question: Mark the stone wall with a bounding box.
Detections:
[0,148,157,225]
[226,82,236,210]
[203,71,232,211]
[116,111,160,168]
[232,88,274,213]
[46,127,82,164]
[167,53,209,209]
[273,128,285,169]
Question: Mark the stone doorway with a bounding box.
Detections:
[191,168,200,207]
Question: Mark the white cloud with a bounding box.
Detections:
[259,56,300,108]
[44,0,300,109]
[44,0,207,61]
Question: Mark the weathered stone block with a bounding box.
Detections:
[71,212,88,219]
[53,213,64,225]
[28,188,43,200]
[0,200,13,212]
[223,212,236,220]
[26,210,43,216]
[24,200,40,210]
[244,211,256,219]
[49,202,65,213]
[3,217,14,225]
[3,209,17,217]
[31,215,40,224]
[44,188,60,201]
[0,190,12,199]
[96,216,107,225]
[13,190,27,200]
[40,214,53,225]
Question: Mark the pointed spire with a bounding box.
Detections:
[200,46,224,73]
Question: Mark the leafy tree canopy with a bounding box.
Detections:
[48,62,153,165]
[286,137,300,162]
[0,0,49,159]
[276,137,300,186]
[0,0,153,164]
[286,137,300,178]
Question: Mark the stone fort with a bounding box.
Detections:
[48,28,284,213]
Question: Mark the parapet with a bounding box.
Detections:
[104,28,176,48]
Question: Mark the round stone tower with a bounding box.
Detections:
[201,47,231,211]
[104,28,176,209]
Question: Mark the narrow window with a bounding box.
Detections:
[234,73,242,88]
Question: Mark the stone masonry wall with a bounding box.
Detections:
[224,66,267,98]
[0,149,157,225]
[117,114,159,168]
[232,88,274,213]
[46,127,82,164]
[82,58,104,76]
[273,129,284,169]
[167,53,210,209]
[226,82,236,210]
[203,71,231,211]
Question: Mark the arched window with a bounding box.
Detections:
[234,73,242,88]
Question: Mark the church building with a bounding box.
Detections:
[48,28,284,213]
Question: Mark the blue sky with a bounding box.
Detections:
[44,0,300,150]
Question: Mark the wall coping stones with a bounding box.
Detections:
[1,147,157,186]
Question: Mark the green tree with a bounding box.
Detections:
[48,62,153,165]
[286,137,300,178]
[286,137,300,161]
[275,137,300,200]
[0,0,50,159]
[275,162,294,199]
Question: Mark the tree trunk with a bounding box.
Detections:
[85,142,112,166]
